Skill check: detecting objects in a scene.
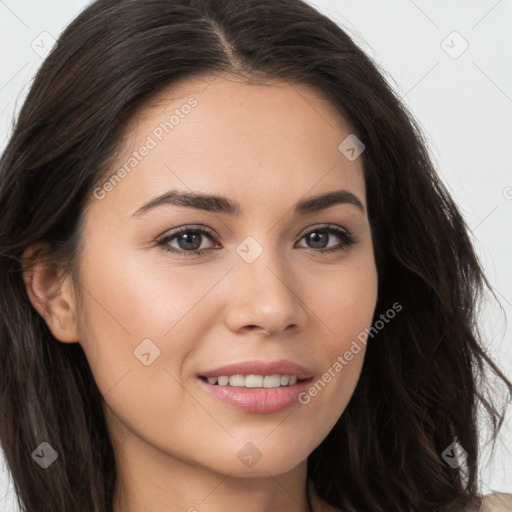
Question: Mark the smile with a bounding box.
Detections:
[199,374,305,388]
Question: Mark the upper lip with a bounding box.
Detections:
[199,359,314,380]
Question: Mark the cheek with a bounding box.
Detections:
[74,244,231,413]
[74,258,199,445]
[312,252,378,348]
[302,254,378,409]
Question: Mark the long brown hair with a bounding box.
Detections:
[0,1,510,510]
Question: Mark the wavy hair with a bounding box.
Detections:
[0,0,510,510]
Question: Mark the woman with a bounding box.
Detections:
[0,0,510,511]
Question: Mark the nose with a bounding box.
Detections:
[223,242,308,336]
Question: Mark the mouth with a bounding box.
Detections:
[198,359,314,383]
[196,368,315,413]
[197,376,314,414]
[196,359,315,413]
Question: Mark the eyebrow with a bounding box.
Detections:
[131,188,365,218]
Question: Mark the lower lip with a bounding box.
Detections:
[197,377,313,414]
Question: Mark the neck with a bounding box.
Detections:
[110,428,316,512]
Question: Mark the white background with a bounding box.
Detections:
[0,0,510,509]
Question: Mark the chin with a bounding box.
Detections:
[195,443,309,478]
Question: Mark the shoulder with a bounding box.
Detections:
[478,493,512,512]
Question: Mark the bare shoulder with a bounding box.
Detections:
[478,493,512,512]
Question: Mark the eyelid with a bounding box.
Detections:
[157,224,217,242]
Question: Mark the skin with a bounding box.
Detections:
[22,74,378,512]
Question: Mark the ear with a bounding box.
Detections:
[21,242,80,343]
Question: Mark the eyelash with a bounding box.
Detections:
[156,224,358,258]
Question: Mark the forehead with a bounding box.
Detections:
[90,75,366,221]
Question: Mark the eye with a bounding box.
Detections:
[296,224,357,255]
[156,225,219,257]
[156,224,357,258]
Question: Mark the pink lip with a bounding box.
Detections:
[199,359,313,380]
[197,359,314,414]
[197,377,313,414]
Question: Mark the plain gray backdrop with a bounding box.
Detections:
[0,1,511,509]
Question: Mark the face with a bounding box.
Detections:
[70,75,378,478]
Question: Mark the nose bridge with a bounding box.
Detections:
[236,230,290,278]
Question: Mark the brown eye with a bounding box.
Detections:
[296,225,357,254]
[157,226,219,257]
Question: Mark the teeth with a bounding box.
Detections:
[245,375,263,387]
[229,375,246,387]
[204,374,302,388]
[217,376,229,386]
[263,375,280,388]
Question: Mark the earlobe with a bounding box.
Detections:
[21,243,80,343]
